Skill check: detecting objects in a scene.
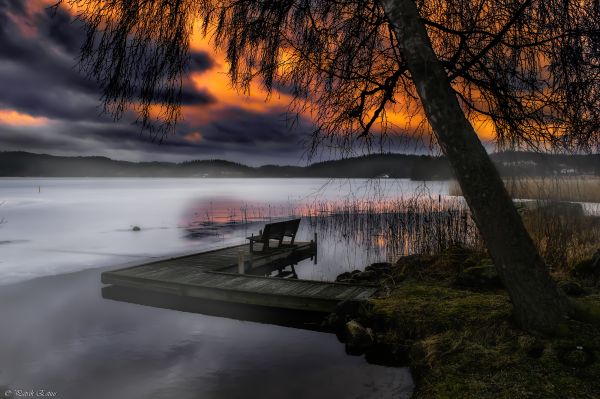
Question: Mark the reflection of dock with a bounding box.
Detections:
[102,286,331,332]
[101,242,378,313]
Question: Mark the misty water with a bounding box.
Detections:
[0,178,450,399]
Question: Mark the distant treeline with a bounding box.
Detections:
[0,151,598,179]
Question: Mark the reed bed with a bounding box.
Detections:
[520,202,600,272]
[302,196,484,262]
[184,193,600,272]
[449,176,600,203]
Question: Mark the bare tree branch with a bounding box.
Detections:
[56,0,600,154]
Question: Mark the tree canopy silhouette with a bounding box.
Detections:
[59,0,600,150]
[57,0,600,333]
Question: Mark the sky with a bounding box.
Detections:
[0,0,434,165]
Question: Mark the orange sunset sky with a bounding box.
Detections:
[0,0,495,165]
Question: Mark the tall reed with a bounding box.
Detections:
[520,202,600,272]
[303,196,484,262]
[184,192,600,271]
[449,176,600,203]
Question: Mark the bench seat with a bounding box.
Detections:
[247,218,301,253]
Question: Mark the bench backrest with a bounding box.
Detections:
[283,218,301,236]
[262,219,301,239]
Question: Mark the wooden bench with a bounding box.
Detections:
[247,219,301,253]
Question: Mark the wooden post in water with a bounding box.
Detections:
[249,247,253,271]
[238,252,245,274]
[313,232,318,265]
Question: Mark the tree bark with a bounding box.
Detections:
[380,0,572,333]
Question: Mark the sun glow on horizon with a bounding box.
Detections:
[32,1,498,143]
[0,109,50,127]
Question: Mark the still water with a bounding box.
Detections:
[0,178,449,399]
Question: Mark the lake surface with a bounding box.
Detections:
[0,178,450,285]
[0,178,449,399]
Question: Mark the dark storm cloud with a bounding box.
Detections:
[155,85,216,106]
[0,60,103,122]
[0,5,104,121]
[0,5,217,119]
[188,51,214,72]
[38,6,85,55]
[0,0,24,16]
[205,107,304,149]
[0,0,317,165]
[0,107,312,165]
[0,125,83,152]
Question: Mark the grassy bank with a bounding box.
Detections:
[330,246,600,398]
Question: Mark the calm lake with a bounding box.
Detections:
[0,178,450,399]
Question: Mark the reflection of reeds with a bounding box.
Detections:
[449,177,600,202]
[304,196,484,262]
[184,193,600,271]
[303,196,600,272]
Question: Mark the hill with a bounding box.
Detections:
[0,151,597,179]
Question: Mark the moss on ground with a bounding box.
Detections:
[355,247,600,399]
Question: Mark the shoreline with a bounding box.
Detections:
[0,263,413,399]
[328,246,600,398]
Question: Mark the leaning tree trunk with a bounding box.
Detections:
[381,0,572,333]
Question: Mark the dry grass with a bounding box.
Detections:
[449,177,600,203]
[362,246,600,399]
[303,196,484,261]
[520,203,600,272]
[304,195,600,272]
[448,176,600,270]
[370,279,600,399]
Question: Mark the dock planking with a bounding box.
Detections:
[102,242,378,313]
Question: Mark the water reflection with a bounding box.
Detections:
[181,194,481,281]
[3,178,453,399]
[0,178,449,284]
[0,267,413,399]
[102,286,329,332]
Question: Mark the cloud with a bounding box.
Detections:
[0,0,318,165]
[188,51,214,73]
[183,131,203,143]
[0,4,103,121]
[0,109,49,126]
[173,85,216,106]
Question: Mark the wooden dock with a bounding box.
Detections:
[101,242,378,313]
